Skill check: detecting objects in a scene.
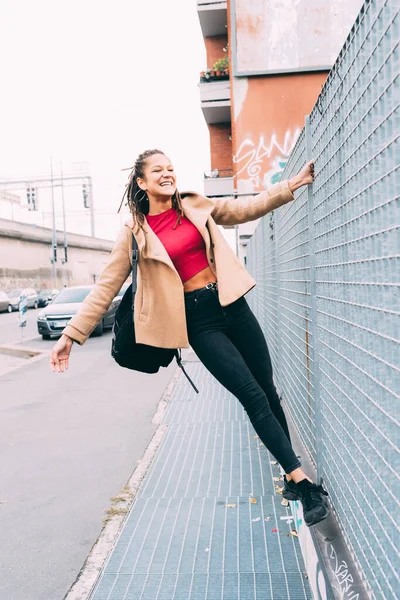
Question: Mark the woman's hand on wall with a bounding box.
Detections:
[50,334,73,373]
[288,160,315,193]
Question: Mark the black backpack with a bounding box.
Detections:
[111,233,198,392]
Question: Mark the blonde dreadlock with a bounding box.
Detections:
[118,149,184,230]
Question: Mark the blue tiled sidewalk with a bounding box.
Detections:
[90,360,311,600]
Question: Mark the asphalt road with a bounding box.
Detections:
[0,331,176,600]
[0,306,42,346]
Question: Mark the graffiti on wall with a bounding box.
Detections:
[291,499,330,599]
[234,129,301,191]
[327,544,362,600]
[291,499,364,600]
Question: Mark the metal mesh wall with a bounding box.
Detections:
[246,1,400,598]
[274,130,318,463]
[247,212,280,379]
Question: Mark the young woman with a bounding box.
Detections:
[50,149,330,527]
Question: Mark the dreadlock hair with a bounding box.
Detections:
[119,149,184,230]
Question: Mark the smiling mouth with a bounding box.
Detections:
[160,182,174,187]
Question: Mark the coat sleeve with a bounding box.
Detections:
[210,180,294,226]
[62,226,132,345]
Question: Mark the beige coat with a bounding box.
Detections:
[63,180,294,348]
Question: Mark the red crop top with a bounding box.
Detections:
[146,208,210,283]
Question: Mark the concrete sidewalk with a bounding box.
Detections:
[83,357,312,600]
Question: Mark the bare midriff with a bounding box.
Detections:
[183,266,217,293]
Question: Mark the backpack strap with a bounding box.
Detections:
[131,233,139,309]
[174,349,199,394]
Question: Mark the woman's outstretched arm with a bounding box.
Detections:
[211,160,315,227]
[50,225,132,372]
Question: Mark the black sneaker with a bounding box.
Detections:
[282,476,301,501]
[297,479,330,527]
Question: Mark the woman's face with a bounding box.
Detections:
[138,153,177,199]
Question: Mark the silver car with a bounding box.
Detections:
[0,291,12,313]
[37,285,121,340]
[7,288,39,311]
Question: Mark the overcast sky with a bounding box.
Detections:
[0,0,212,239]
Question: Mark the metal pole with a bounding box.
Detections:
[60,162,68,264]
[235,224,239,258]
[305,115,323,483]
[233,192,239,258]
[88,176,95,237]
[50,157,57,288]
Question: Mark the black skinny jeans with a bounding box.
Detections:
[184,286,301,474]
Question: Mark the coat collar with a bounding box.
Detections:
[181,191,215,236]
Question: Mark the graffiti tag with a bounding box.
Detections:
[234,130,301,189]
[328,543,360,600]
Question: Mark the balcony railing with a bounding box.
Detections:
[204,169,233,178]
[203,169,234,197]
[200,71,229,83]
[197,1,227,37]
[199,79,231,125]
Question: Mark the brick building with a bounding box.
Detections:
[197,0,363,261]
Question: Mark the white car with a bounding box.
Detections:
[7,288,39,311]
[0,291,12,313]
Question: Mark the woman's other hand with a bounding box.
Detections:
[288,160,315,193]
[50,334,73,373]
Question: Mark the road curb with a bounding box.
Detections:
[0,343,48,378]
[152,364,183,425]
[0,344,42,358]
[62,365,183,600]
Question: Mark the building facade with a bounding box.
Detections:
[197,0,364,261]
[0,218,114,291]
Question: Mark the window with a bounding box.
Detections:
[52,287,92,304]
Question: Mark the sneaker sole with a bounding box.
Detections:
[304,506,330,527]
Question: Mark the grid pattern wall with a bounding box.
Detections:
[246,1,400,598]
[309,2,400,598]
[248,131,318,461]
[274,131,317,463]
[247,213,280,380]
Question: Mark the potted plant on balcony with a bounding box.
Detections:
[213,56,229,77]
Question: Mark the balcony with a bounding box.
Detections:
[203,169,234,197]
[197,1,227,37]
[199,80,231,124]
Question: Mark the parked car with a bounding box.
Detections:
[0,291,12,313]
[7,288,39,311]
[115,280,131,300]
[37,285,121,340]
[37,288,59,307]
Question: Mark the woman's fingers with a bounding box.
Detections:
[50,352,57,372]
[304,159,315,183]
[50,352,61,373]
[52,358,67,373]
[50,344,71,373]
[59,357,68,372]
